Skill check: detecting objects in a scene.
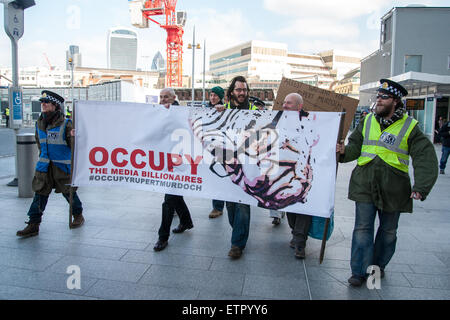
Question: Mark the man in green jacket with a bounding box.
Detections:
[337,79,438,286]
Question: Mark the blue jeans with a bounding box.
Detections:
[27,192,83,224]
[350,202,400,277]
[440,146,450,170]
[226,202,250,249]
[212,199,225,211]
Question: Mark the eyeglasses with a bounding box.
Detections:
[376,94,393,100]
[234,88,248,93]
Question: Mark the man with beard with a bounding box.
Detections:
[337,79,438,286]
[215,76,257,259]
[153,88,194,252]
[16,90,84,237]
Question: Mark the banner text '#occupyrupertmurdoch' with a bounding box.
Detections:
[72,100,341,218]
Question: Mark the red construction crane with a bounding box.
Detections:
[43,53,55,70]
[130,0,185,88]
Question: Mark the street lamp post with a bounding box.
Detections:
[202,39,206,105]
[2,0,36,187]
[187,26,200,106]
[68,57,74,114]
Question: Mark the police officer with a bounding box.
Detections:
[337,79,438,286]
[249,96,266,110]
[5,106,9,127]
[17,90,84,238]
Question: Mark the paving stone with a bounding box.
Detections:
[0,267,97,295]
[377,286,450,300]
[47,256,150,283]
[209,256,306,279]
[242,274,310,300]
[85,279,199,300]
[139,265,245,296]
[402,273,450,290]
[121,249,213,270]
[0,246,63,271]
[409,265,450,275]
[390,250,446,267]
[0,284,97,300]
[309,280,381,300]
[0,235,127,260]
[197,290,269,300]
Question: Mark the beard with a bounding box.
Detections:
[231,93,249,109]
[376,103,395,118]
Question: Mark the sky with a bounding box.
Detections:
[0,0,448,76]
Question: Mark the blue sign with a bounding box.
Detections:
[12,90,22,121]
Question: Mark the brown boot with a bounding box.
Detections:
[209,209,223,219]
[228,245,243,259]
[16,222,40,238]
[71,213,85,228]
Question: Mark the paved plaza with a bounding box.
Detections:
[0,135,449,300]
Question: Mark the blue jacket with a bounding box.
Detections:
[36,118,72,174]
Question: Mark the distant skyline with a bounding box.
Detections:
[1,0,448,76]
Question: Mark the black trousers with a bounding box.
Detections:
[287,212,312,248]
[158,194,193,241]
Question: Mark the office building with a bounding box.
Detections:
[107,27,138,70]
[151,51,165,71]
[66,45,82,70]
[209,40,359,92]
[359,6,450,141]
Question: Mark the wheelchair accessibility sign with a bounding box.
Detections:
[8,86,23,128]
[12,91,22,121]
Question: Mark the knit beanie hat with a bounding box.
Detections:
[211,86,224,100]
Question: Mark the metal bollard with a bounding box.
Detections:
[17,133,38,198]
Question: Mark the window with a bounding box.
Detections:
[382,16,392,44]
[404,55,422,72]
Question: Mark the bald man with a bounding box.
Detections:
[282,93,312,259]
[153,88,194,252]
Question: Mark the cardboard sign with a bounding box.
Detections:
[274,77,359,139]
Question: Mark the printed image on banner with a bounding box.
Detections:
[72,100,341,217]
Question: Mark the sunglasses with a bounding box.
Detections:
[376,94,394,100]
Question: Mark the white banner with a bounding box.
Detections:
[72,100,342,218]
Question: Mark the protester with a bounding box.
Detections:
[153,88,194,251]
[337,79,438,286]
[215,76,257,259]
[280,93,313,259]
[205,86,227,219]
[16,90,84,237]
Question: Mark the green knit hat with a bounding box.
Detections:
[211,86,224,100]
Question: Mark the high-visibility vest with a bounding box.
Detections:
[357,113,417,173]
[225,102,257,110]
[35,119,72,174]
[5,108,9,116]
